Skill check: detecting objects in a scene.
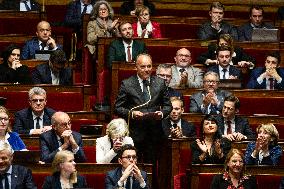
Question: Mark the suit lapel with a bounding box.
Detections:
[11,165,17,189]
[27,108,35,130]
[51,130,60,149]
[76,1,82,17]
[118,40,126,61]
[43,64,53,83]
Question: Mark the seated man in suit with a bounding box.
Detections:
[190,71,231,114]
[0,142,37,189]
[64,0,95,33]
[40,111,86,163]
[198,1,238,40]
[0,0,40,11]
[13,87,55,135]
[156,63,183,99]
[207,45,242,80]
[247,51,284,89]
[169,48,203,88]
[162,97,196,138]
[21,21,62,60]
[238,5,274,41]
[31,49,73,85]
[107,21,147,68]
[105,144,149,189]
[215,95,255,141]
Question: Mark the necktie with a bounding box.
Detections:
[82,4,88,14]
[227,120,232,135]
[142,80,150,101]
[0,173,9,189]
[179,68,185,74]
[36,117,40,129]
[127,46,132,62]
[125,176,133,189]
[172,123,177,129]
[222,68,227,79]
[40,43,45,50]
[268,78,274,90]
[24,1,31,11]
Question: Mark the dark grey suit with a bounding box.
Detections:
[215,115,255,139]
[105,167,149,189]
[13,107,55,135]
[31,63,72,85]
[189,89,232,114]
[40,130,86,163]
[9,165,37,189]
[114,75,172,163]
[162,117,196,138]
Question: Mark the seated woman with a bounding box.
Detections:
[42,150,87,189]
[0,106,26,151]
[211,148,258,189]
[96,118,134,163]
[85,0,119,55]
[132,5,162,38]
[197,34,255,68]
[191,115,231,164]
[0,44,31,84]
[245,123,282,165]
[120,0,156,16]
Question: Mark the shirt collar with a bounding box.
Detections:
[122,40,133,48]
[170,119,182,128]
[32,111,44,120]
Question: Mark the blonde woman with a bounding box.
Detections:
[0,106,26,151]
[42,150,87,189]
[96,118,134,163]
[245,123,282,165]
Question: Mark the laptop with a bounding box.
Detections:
[251,28,279,42]
[35,50,53,60]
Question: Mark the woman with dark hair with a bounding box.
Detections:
[132,5,162,38]
[120,0,156,16]
[245,123,282,165]
[191,115,231,164]
[211,148,258,189]
[0,44,31,84]
[197,34,255,68]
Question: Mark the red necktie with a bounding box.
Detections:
[127,46,132,62]
[227,121,232,135]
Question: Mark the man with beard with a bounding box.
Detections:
[207,45,242,80]
[190,71,231,114]
[238,5,274,41]
[107,21,147,68]
[162,97,196,138]
[169,48,203,88]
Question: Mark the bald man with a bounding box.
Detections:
[21,21,63,59]
[39,111,86,163]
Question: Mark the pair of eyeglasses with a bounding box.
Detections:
[31,99,45,103]
[121,155,137,161]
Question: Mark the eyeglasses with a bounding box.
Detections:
[31,99,45,103]
[0,117,9,122]
[99,8,108,12]
[177,54,191,58]
[121,155,137,161]
[203,80,219,84]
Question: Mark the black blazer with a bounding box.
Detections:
[0,0,40,11]
[210,174,258,189]
[31,63,73,85]
[13,107,55,135]
[40,130,86,163]
[162,117,196,138]
[207,64,242,80]
[10,165,37,189]
[0,64,31,84]
[42,172,87,189]
[215,115,255,139]
[105,167,149,189]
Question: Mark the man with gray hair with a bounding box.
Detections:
[0,142,37,188]
[190,71,231,114]
[13,87,55,135]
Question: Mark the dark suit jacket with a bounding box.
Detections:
[105,167,149,189]
[246,67,284,89]
[215,115,255,139]
[13,107,56,135]
[31,63,72,85]
[0,0,40,11]
[210,174,257,189]
[189,89,232,114]
[40,129,86,163]
[21,37,63,60]
[9,165,37,189]
[0,64,31,84]
[197,21,238,40]
[114,75,172,143]
[238,22,274,41]
[162,118,196,138]
[42,172,87,189]
[107,38,147,68]
[197,44,256,65]
[166,87,183,99]
[207,65,242,79]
